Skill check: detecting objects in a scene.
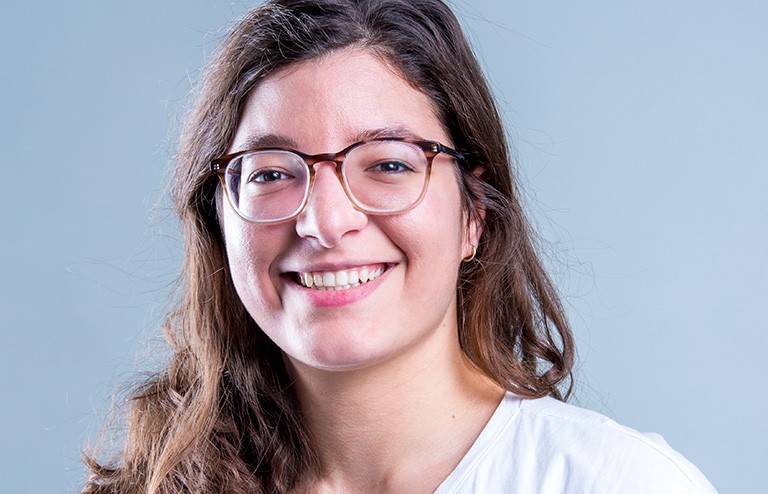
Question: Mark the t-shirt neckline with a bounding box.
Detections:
[435,392,523,492]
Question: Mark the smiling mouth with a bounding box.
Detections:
[292,264,387,291]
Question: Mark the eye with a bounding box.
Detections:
[248,168,293,183]
[365,160,415,174]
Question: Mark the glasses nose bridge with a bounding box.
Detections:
[304,149,351,184]
[301,150,354,208]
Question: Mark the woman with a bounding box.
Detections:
[84,0,716,492]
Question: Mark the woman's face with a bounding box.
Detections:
[222,50,479,372]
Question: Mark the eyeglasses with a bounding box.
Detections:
[210,137,468,223]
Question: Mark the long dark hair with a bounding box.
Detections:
[83,1,574,492]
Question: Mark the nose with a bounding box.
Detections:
[295,163,368,248]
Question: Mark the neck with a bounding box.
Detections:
[287,327,504,493]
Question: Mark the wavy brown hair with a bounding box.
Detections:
[83,0,574,492]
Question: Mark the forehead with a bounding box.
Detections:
[229,49,449,154]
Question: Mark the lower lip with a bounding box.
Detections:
[286,267,391,308]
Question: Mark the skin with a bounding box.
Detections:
[222,49,503,493]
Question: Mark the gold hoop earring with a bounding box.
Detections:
[462,244,477,263]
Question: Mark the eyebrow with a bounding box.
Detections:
[235,125,426,153]
[237,133,299,151]
[353,125,424,142]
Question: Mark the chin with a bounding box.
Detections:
[289,336,398,373]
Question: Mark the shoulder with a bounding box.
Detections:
[437,394,717,494]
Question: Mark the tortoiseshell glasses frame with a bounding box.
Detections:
[210,137,469,224]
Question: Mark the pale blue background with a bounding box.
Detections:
[1,1,765,492]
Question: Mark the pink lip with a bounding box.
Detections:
[283,264,392,308]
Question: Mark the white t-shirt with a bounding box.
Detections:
[436,393,717,493]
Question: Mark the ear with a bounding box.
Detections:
[462,166,487,260]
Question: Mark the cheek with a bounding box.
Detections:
[390,175,466,275]
[418,174,465,250]
[222,208,287,309]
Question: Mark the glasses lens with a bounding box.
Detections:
[343,141,429,213]
[225,150,309,222]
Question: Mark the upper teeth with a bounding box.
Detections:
[299,266,384,290]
